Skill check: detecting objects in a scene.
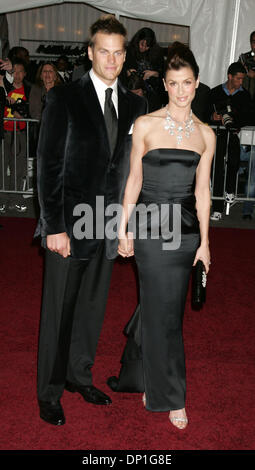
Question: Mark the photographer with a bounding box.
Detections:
[0,59,30,214]
[238,30,255,99]
[121,27,165,109]
[208,62,254,220]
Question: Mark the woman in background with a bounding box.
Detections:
[29,62,62,161]
[122,27,165,109]
[29,62,61,121]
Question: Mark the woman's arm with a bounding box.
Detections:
[118,116,147,257]
[193,125,216,272]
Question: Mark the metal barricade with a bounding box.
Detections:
[1,119,254,216]
[0,116,39,198]
[210,125,255,215]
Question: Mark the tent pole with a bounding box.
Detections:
[229,0,241,64]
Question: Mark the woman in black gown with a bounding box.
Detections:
[117,43,215,429]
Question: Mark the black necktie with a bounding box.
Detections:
[104,88,118,156]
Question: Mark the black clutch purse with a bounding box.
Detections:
[192,260,207,307]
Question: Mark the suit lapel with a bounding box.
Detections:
[112,83,132,162]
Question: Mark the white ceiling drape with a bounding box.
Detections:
[0,0,192,24]
[0,0,254,88]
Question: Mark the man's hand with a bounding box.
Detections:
[0,58,12,72]
[247,69,255,79]
[143,70,159,80]
[6,96,15,105]
[127,69,137,76]
[117,232,134,258]
[212,111,222,121]
[46,232,71,258]
[13,111,22,119]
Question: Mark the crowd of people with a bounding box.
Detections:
[0,48,64,213]
[0,29,255,218]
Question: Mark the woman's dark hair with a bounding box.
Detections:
[130,27,157,52]
[165,42,199,80]
[127,27,164,74]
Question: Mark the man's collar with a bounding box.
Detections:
[89,68,118,93]
[222,81,243,96]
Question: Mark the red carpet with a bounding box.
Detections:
[0,216,255,451]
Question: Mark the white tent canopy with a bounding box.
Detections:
[0,0,254,87]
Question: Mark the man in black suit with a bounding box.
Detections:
[36,15,147,426]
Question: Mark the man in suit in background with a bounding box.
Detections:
[36,15,147,426]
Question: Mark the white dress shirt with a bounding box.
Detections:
[89,68,118,117]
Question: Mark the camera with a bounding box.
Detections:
[240,52,255,71]
[213,100,238,130]
[129,69,145,79]
[6,97,29,118]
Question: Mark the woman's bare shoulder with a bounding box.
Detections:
[202,124,216,147]
[195,117,215,144]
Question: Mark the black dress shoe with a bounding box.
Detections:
[65,381,112,405]
[39,400,65,426]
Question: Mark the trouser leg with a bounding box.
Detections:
[3,130,27,205]
[37,250,89,402]
[226,134,240,194]
[67,242,114,385]
[0,132,12,206]
[211,131,226,213]
[243,149,255,215]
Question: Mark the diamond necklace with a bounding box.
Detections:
[164,107,194,145]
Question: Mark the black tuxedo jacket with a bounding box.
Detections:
[36,72,147,259]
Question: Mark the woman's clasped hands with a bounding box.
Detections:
[118,232,134,258]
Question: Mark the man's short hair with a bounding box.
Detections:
[89,14,127,47]
[8,46,29,63]
[12,58,27,73]
[227,62,246,76]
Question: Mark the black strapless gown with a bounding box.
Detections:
[108,148,201,411]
